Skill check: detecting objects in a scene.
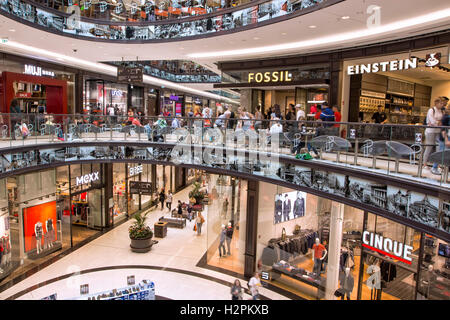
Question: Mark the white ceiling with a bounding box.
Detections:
[0,0,449,91]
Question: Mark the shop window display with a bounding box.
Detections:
[23,201,61,256]
[417,237,450,300]
[0,208,13,276]
[206,175,245,274]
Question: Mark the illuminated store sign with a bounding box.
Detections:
[362,231,413,264]
[76,172,100,186]
[347,58,418,75]
[111,89,123,97]
[248,71,292,83]
[425,53,441,67]
[24,64,55,77]
[129,164,143,176]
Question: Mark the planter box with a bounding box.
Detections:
[130,236,153,253]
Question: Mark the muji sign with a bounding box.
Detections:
[362,231,413,264]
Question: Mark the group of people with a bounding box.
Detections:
[230,272,262,300]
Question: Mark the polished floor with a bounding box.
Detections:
[0,185,288,300]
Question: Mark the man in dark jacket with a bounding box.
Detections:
[274,195,283,223]
[293,192,305,217]
[282,194,291,222]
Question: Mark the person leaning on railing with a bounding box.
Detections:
[423,97,445,175]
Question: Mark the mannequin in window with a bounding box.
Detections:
[423,264,437,298]
[46,218,54,249]
[35,221,43,254]
[339,267,354,300]
[312,238,327,275]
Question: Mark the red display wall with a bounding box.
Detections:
[23,201,57,252]
[0,71,67,114]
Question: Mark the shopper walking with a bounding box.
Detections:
[423,98,445,175]
[196,212,205,235]
[231,280,243,300]
[432,96,449,173]
[166,191,173,211]
[159,189,166,210]
[219,224,227,257]
[248,272,262,300]
[177,200,183,217]
[9,99,21,140]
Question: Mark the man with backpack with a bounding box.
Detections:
[423,98,445,175]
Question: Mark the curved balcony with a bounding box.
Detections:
[0,0,343,42]
[0,114,448,240]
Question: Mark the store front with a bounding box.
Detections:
[253,182,449,300]
[215,64,331,118]
[0,53,75,115]
[341,47,450,127]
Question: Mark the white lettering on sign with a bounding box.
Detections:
[76,172,100,186]
[347,58,418,75]
[24,64,55,77]
[362,231,413,264]
[247,71,292,83]
[129,164,143,176]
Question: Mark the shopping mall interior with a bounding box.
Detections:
[0,0,449,302]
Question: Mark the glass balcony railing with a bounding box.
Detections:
[0,114,448,236]
[0,0,341,41]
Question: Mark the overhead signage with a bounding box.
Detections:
[24,64,55,77]
[362,231,413,264]
[129,164,143,176]
[76,172,100,186]
[111,89,123,97]
[248,71,292,83]
[129,181,152,195]
[347,58,418,75]
[117,66,143,84]
[361,90,386,99]
[425,52,441,67]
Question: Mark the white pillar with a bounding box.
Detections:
[325,202,344,300]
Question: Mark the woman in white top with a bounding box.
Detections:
[248,272,262,300]
[423,98,445,174]
[166,192,173,211]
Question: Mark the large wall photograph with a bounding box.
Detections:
[274,190,306,224]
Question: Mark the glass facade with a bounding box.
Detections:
[255,182,449,300]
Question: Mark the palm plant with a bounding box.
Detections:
[189,181,205,204]
[129,211,153,240]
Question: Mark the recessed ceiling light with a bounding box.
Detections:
[8,29,15,32]
[308,25,316,29]
[281,32,287,35]
[253,37,260,40]
[341,16,350,20]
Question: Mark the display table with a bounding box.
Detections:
[271,264,326,300]
[72,280,155,300]
[154,222,168,238]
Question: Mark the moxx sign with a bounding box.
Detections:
[169,127,280,168]
[76,172,100,186]
[362,231,413,264]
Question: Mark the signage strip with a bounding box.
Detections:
[362,243,411,265]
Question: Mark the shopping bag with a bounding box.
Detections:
[193,224,197,232]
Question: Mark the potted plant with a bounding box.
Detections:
[189,181,205,205]
[129,211,153,253]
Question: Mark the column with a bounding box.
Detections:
[244,180,258,278]
[325,202,344,300]
[104,163,114,227]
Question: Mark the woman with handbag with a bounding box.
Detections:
[195,212,205,236]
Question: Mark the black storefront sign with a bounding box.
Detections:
[117,66,143,84]
[129,181,152,195]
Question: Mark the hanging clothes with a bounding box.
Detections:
[380,260,397,282]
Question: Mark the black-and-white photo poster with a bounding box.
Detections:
[274,190,306,224]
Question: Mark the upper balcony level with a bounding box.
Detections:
[0,0,339,42]
[0,114,448,240]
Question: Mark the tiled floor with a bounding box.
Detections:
[0,185,288,300]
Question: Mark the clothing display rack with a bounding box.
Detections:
[262,228,318,265]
